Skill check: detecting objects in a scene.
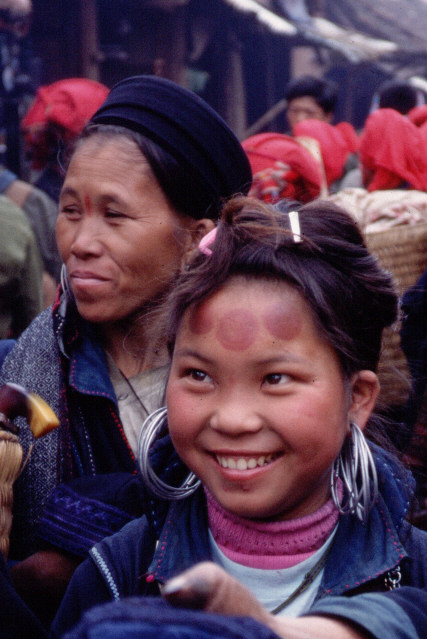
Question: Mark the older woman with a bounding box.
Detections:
[0,75,251,621]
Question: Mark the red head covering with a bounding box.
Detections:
[359,108,427,192]
[292,119,354,186]
[242,132,322,203]
[408,105,427,128]
[21,78,109,168]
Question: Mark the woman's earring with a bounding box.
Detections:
[331,422,378,524]
[60,264,75,302]
[137,407,201,500]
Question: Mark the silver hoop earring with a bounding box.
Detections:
[331,422,378,524]
[60,264,75,302]
[137,407,201,500]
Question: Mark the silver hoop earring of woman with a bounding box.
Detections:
[60,264,75,302]
[331,422,378,524]
[137,406,201,500]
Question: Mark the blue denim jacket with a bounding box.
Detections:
[52,448,427,639]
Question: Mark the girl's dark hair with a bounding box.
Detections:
[166,196,398,380]
[70,123,219,220]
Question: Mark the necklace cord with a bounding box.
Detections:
[270,543,333,615]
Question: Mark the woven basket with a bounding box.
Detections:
[0,431,23,559]
[365,222,427,408]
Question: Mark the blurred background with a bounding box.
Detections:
[4,0,427,175]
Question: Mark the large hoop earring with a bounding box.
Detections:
[137,407,201,500]
[60,264,75,302]
[331,422,378,525]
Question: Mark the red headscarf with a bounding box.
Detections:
[359,108,427,192]
[22,78,109,168]
[293,119,355,186]
[242,132,322,203]
[408,105,427,128]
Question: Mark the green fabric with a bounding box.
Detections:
[0,194,43,338]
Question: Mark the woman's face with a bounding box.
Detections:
[167,277,377,521]
[57,135,196,325]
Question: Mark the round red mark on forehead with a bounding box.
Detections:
[188,300,215,335]
[263,302,302,341]
[216,309,258,351]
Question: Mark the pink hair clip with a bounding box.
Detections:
[198,227,217,256]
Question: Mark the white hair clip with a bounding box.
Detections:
[288,210,302,243]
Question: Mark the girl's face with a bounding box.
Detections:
[57,135,198,326]
[167,276,377,521]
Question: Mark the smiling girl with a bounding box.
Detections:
[52,197,427,639]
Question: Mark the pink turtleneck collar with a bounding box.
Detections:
[205,487,341,569]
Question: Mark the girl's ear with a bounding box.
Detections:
[348,370,380,431]
[180,219,215,269]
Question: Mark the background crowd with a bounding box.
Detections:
[0,49,427,639]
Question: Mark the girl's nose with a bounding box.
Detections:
[209,396,263,436]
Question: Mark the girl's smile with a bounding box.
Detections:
[166,275,371,522]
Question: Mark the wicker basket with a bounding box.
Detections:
[0,431,23,559]
[365,222,427,408]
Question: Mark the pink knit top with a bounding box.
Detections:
[205,488,340,569]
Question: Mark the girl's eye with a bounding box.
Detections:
[263,373,291,386]
[186,368,212,383]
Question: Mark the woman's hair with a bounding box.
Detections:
[68,123,218,219]
[166,196,398,380]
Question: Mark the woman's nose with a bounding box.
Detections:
[70,217,103,258]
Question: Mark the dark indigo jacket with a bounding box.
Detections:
[52,448,427,639]
[0,300,142,559]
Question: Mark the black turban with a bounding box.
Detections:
[90,75,252,218]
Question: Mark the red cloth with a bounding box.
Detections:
[408,105,427,128]
[335,121,360,153]
[22,78,109,168]
[360,108,427,192]
[242,132,322,203]
[22,78,109,138]
[293,119,353,186]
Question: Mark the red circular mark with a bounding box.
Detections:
[217,309,258,351]
[188,300,214,335]
[263,303,302,341]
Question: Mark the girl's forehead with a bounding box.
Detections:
[184,278,308,350]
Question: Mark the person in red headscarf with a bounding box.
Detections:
[293,119,359,190]
[21,78,109,201]
[242,132,323,204]
[359,108,427,192]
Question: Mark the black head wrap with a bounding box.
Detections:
[90,75,252,218]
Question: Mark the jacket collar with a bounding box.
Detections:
[53,296,116,400]
[147,489,211,583]
[146,447,414,592]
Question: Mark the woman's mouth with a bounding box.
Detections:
[215,453,280,470]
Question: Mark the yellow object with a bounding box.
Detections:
[27,392,59,438]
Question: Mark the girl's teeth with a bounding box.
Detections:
[217,454,274,470]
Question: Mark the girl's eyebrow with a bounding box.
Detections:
[174,348,306,366]
[173,348,215,365]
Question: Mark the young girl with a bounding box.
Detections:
[52,197,427,639]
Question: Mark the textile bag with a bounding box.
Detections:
[0,383,59,559]
[0,430,23,558]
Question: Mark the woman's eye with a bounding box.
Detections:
[60,206,80,218]
[263,373,290,386]
[106,210,125,219]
